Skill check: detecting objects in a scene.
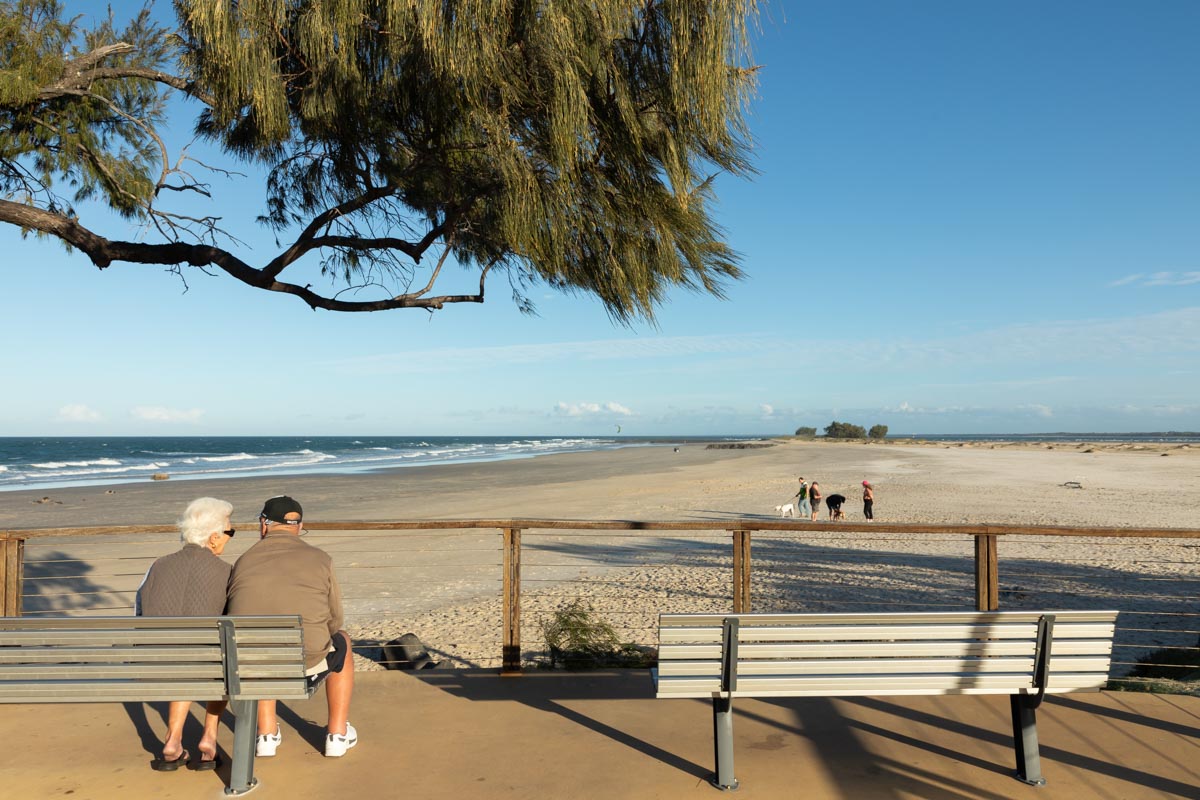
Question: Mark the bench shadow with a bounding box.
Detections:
[120,701,234,782]
[843,695,1200,799]
[276,700,329,752]
[417,670,711,781]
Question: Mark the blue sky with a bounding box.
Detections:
[2,1,1198,436]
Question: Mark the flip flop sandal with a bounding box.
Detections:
[151,750,189,772]
[190,754,222,771]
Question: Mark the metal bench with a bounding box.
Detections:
[0,615,312,796]
[655,610,1119,790]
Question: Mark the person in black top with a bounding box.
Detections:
[825,493,847,519]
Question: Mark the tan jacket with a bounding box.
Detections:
[226,532,344,670]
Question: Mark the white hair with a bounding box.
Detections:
[178,497,233,546]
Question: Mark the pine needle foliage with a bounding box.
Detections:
[1,0,759,318]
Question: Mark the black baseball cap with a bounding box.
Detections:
[260,495,303,524]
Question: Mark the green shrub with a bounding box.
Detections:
[539,600,655,669]
[868,424,889,439]
[824,421,866,438]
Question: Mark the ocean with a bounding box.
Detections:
[0,435,656,492]
[2,432,1195,493]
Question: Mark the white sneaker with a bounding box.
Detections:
[256,726,282,757]
[324,723,357,757]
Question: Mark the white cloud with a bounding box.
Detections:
[131,406,205,423]
[554,401,634,417]
[56,404,102,423]
[329,333,767,374]
[1018,404,1054,418]
[1109,271,1200,288]
[759,404,775,417]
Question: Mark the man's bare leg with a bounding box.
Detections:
[326,631,355,735]
[256,699,278,736]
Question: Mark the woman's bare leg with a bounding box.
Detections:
[198,700,226,761]
[163,701,190,759]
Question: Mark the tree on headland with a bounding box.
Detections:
[824,421,866,439]
[794,426,817,438]
[868,424,888,439]
[0,0,758,319]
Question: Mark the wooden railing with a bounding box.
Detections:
[4,520,1198,672]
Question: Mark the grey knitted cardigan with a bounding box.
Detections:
[136,543,231,616]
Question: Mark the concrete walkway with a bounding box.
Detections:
[4,671,1197,799]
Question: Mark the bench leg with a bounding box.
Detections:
[1010,695,1046,786]
[226,699,260,796]
[711,696,739,791]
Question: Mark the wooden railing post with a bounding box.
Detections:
[732,529,751,613]
[501,527,521,673]
[975,534,998,611]
[1,533,24,616]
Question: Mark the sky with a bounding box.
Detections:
[2,1,1198,437]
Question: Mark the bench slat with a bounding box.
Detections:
[0,678,311,703]
[658,655,1114,677]
[660,623,1114,644]
[0,616,303,630]
[0,645,302,666]
[0,680,228,701]
[656,682,1108,699]
[660,639,1112,660]
[656,672,1109,697]
[0,663,224,680]
[0,646,222,664]
[659,610,1119,627]
[0,630,221,646]
[0,629,302,647]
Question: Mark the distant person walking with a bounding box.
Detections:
[862,481,874,521]
[809,482,822,521]
[794,477,811,519]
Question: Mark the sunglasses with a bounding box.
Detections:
[223,528,236,538]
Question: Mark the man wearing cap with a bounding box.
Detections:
[226,496,357,758]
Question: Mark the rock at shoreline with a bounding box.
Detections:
[705,442,774,450]
[151,473,170,481]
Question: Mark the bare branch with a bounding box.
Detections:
[33,42,216,107]
[0,199,485,313]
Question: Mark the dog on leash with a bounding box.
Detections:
[774,502,796,518]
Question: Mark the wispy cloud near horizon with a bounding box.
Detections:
[327,308,1200,377]
[131,406,205,423]
[327,333,770,374]
[56,404,102,423]
[553,401,634,418]
[1108,272,1200,288]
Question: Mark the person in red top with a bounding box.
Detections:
[808,482,822,521]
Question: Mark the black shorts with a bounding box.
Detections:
[306,631,349,689]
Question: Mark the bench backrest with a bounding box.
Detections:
[0,615,310,704]
[657,610,1118,699]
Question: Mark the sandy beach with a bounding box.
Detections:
[3,439,1198,677]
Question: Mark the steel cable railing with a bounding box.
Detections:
[4,522,1197,686]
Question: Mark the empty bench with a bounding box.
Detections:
[655,610,1118,790]
[0,615,313,796]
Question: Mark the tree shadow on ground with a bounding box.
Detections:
[19,550,124,614]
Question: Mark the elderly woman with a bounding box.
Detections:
[135,497,235,771]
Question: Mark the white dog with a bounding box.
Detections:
[774,502,795,518]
